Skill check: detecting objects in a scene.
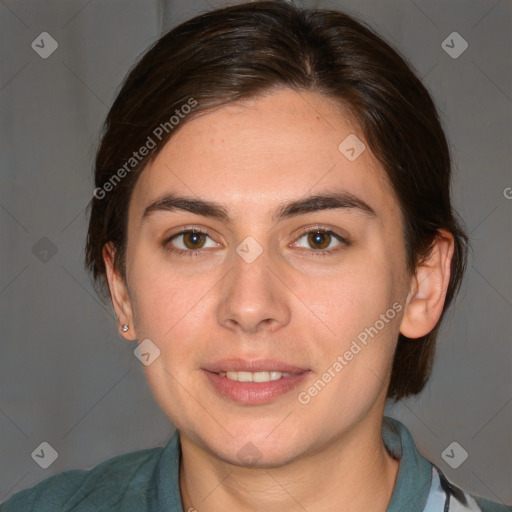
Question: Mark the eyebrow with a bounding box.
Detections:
[142,190,376,224]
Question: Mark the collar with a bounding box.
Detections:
[382,416,433,511]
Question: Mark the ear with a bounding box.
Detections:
[103,242,137,340]
[400,229,455,339]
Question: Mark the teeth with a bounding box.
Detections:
[218,371,292,382]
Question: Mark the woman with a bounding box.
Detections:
[1,1,510,511]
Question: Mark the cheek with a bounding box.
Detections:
[127,250,227,372]
[126,245,201,340]
[322,248,398,332]
[311,264,402,394]
[133,281,205,346]
[309,250,404,400]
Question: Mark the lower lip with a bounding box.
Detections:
[203,370,311,405]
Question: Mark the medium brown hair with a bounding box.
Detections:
[85,0,468,402]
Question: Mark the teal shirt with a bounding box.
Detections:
[1,417,510,511]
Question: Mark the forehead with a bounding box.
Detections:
[130,88,397,221]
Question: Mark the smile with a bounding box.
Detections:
[217,371,292,382]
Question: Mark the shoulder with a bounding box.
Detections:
[473,496,512,512]
[431,465,511,512]
[0,445,164,512]
[382,417,511,512]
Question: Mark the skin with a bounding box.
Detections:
[104,88,454,512]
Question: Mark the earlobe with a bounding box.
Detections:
[399,230,455,339]
[103,242,137,340]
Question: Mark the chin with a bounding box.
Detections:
[190,420,309,467]
[216,440,303,469]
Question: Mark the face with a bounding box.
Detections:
[116,88,413,466]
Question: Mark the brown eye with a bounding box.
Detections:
[182,231,207,249]
[307,231,332,250]
[293,228,348,254]
[165,229,218,255]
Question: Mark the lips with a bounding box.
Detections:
[201,358,311,404]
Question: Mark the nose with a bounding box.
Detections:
[216,241,291,335]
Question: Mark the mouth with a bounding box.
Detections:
[216,370,293,382]
[202,358,310,404]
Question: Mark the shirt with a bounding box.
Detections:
[1,416,510,511]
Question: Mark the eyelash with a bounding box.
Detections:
[162,225,350,258]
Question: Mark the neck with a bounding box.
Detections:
[178,415,400,512]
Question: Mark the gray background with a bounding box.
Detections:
[1,0,511,506]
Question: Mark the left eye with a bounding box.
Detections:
[294,229,346,251]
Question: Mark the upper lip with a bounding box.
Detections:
[204,358,308,375]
